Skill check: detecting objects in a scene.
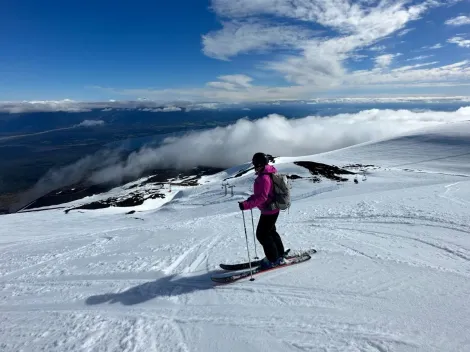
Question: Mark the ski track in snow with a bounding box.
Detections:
[439,181,470,206]
[2,123,470,351]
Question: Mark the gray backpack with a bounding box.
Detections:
[269,173,291,211]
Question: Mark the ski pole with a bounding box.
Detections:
[242,210,255,281]
[250,209,258,259]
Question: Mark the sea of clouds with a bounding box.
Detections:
[15,106,470,211]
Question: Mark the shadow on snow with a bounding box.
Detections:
[85,271,222,306]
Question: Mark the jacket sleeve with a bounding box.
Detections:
[243,175,271,210]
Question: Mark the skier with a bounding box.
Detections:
[238,152,287,269]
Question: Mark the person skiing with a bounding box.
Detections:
[238,152,287,269]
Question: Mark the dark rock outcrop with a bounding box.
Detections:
[23,166,223,212]
[65,191,165,214]
[293,161,355,182]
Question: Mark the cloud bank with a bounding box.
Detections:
[15,106,468,212]
[28,107,470,192]
[4,97,470,114]
[0,100,208,114]
[75,120,105,127]
[15,149,123,212]
[141,106,182,112]
[0,100,92,114]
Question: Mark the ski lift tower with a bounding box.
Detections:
[228,184,235,197]
[222,182,229,196]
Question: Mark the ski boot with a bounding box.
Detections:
[259,256,288,269]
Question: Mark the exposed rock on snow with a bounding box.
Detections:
[293,161,355,182]
[64,191,165,213]
[22,166,224,212]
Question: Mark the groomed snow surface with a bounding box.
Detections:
[1,121,470,352]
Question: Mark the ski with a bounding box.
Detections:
[211,250,314,284]
[219,249,290,271]
[219,258,263,271]
[219,248,317,271]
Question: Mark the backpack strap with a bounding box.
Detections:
[267,173,276,208]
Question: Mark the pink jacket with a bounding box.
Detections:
[242,165,279,215]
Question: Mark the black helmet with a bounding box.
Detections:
[252,152,269,168]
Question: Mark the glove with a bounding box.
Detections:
[238,201,245,211]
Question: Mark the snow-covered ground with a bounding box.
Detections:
[1,121,470,351]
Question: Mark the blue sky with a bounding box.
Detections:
[1,0,470,103]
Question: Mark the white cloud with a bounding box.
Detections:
[423,43,443,50]
[141,106,182,112]
[0,100,91,113]
[307,96,470,103]
[374,54,397,68]
[392,61,439,72]
[21,149,124,209]
[219,74,253,87]
[80,107,470,184]
[406,55,434,61]
[350,54,369,61]
[98,60,470,101]
[398,28,415,36]
[369,45,386,52]
[15,102,470,205]
[199,0,462,92]
[7,2,469,107]
[202,21,315,60]
[448,36,470,48]
[207,74,254,90]
[20,103,467,204]
[445,15,470,26]
[160,106,182,112]
[206,81,238,90]
[210,0,444,34]
[0,100,190,114]
[430,43,444,49]
[81,1,470,103]
[187,103,221,110]
[75,120,105,127]
[347,60,470,86]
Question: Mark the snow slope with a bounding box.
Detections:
[1,121,470,351]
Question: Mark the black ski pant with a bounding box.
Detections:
[256,213,285,262]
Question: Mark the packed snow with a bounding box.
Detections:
[1,121,470,351]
